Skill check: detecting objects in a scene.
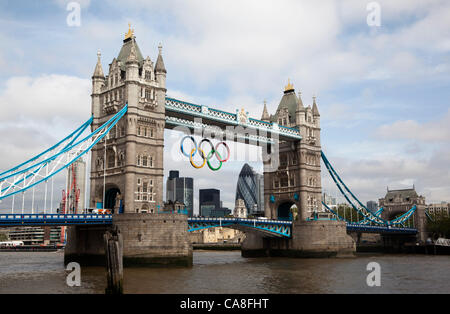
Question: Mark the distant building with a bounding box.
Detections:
[65,159,86,213]
[323,192,337,209]
[163,200,186,213]
[379,186,425,220]
[366,201,378,213]
[210,207,232,217]
[235,163,264,216]
[199,189,221,217]
[166,170,194,217]
[189,228,246,244]
[7,226,62,245]
[234,199,247,218]
[426,202,449,217]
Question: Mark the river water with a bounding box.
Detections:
[0,251,449,294]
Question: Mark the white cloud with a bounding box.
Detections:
[322,148,450,204]
[2,1,450,211]
[0,74,91,171]
[0,74,91,123]
[375,109,450,142]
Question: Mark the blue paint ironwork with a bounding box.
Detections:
[0,213,112,226]
[321,151,417,226]
[0,105,128,200]
[187,217,292,238]
[165,97,302,142]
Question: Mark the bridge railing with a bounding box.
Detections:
[188,217,292,225]
[346,223,417,234]
[0,214,112,220]
[165,97,302,140]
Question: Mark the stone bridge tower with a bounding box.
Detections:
[90,27,166,214]
[262,81,322,221]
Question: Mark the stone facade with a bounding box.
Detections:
[113,213,192,266]
[379,187,427,242]
[90,33,166,214]
[242,220,355,258]
[425,202,450,217]
[65,213,192,267]
[234,199,247,218]
[263,83,322,221]
[379,187,426,219]
[190,227,246,244]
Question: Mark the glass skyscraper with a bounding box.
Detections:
[235,163,264,216]
[166,170,194,217]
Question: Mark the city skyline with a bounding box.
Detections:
[0,0,449,213]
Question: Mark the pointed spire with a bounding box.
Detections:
[261,100,270,121]
[93,50,104,78]
[127,39,138,63]
[124,23,134,41]
[284,78,294,93]
[155,42,167,73]
[312,94,320,116]
[296,91,305,112]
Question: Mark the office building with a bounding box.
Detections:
[366,201,378,213]
[199,189,221,217]
[166,170,194,216]
[235,163,264,216]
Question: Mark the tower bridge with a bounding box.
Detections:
[0,28,426,266]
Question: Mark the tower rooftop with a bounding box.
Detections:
[117,29,144,70]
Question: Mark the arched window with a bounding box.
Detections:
[118,152,125,167]
[107,150,115,168]
[142,156,148,167]
[136,155,141,166]
[149,156,153,168]
[96,158,103,171]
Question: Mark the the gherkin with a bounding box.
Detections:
[235,163,264,216]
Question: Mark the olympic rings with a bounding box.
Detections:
[189,148,206,169]
[215,142,230,162]
[180,137,230,171]
[181,136,197,158]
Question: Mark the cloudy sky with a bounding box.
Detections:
[0,0,449,213]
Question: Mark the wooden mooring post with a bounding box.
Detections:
[104,227,123,294]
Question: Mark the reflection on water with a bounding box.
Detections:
[0,250,449,294]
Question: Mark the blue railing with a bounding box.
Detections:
[187,217,292,238]
[0,214,112,226]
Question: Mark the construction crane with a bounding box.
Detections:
[59,163,81,245]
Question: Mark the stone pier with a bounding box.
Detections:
[242,220,355,258]
[64,213,192,267]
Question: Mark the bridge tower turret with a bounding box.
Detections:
[262,82,322,221]
[155,43,166,89]
[295,94,322,221]
[91,51,105,121]
[88,27,166,214]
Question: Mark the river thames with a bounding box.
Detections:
[0,250,449,294]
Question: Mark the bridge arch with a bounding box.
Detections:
[188,218,292,238]
[104,184,121,212]
[277,200,295,220]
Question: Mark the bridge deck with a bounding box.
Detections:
[165,97,302,144]
[0,214,112,226]
[0,215,417,236]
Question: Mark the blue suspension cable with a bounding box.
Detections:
[0,105,127,200]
